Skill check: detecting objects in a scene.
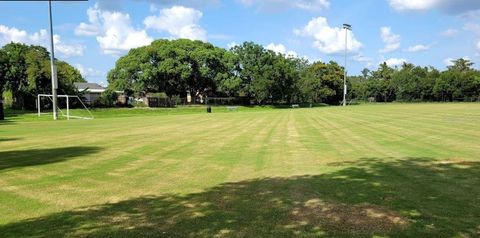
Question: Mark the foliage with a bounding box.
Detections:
[109,39,480,105]
[297,61,343,104]
[109,40,319,105]
[351,60,480,102]
[0,43,85,110]
[108,39,230,99]
[95,88,119,107]
[0,49,10,92]
[0,49,8,119]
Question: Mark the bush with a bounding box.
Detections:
[94,89,118,108]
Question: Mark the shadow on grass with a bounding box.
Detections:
[0,146,102,171]
[0,138,20,142]
[3,108,34,117]
[0,157,479,237]
[0,119,16,125]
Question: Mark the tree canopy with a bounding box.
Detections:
[109,39,480,105]
[2,39,480,117]
[351,60,480,102]
[0,42,85,110]
[108,39,229,98]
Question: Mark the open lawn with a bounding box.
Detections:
[0,103,479,237]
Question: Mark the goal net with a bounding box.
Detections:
[37,94,94,120]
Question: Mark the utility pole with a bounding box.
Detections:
[48,0,58,120]
[342,23,352,107]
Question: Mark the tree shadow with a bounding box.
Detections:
[3,108,34,118]
[0,146,102,171]
[0,157,479,237]
[0,119,16,125]
[0,138,21,143]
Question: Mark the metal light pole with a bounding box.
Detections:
[342,23,351,107]
[48,0,58,120]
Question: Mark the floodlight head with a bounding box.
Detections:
[343,24,352,30]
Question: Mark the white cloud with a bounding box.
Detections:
[352,54,372,63]
[0,25,84,57]
[406,44,430,52]
[379,27,401,53]
[352,54,373,68]
[265,43,298,57]
[75,4,153,55]
[239,0,329,12]
[75,23,100,36]
[382,58,407,67]
[388,0,439,11]
[295,17,362,55]
[443,57,454,66]
[388,0,480,14]
[144,6,207,41]
[95,0,220,11]
[443,56,471,66]
[74,64,105,78]
[477,40,480,50]
[463,22,480,35]
[441,28,459,37]
[227,41,238,49]
[305,56,322,63]
[0,25,28,43]
[460,9,480,20]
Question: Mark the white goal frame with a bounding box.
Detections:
[37,94,94,120]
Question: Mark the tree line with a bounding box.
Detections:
[0,42,84,117]
[350,59,480,102]
[1,39,480,119]
[107,39,346,105]
[108,39,480,105]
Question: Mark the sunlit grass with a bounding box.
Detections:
[0,103,479,237]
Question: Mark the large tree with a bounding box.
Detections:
[435,59,480,101]
[392,63,437,101]
[1,42,84,110]
[229,42,278,104]
[0,49,9,120]
[108,39,230,100]
[297,61,343,104]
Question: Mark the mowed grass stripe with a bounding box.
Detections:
[321,109,449,158]
[303,109,378,158]
[339,108,480,158]
[315,109,399,158]
[133,114,277,192]
[2,115,265,211]
[0,104,479,237]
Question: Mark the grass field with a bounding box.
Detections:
[0,103,479,237]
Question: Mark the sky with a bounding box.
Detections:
[1,0,480,85]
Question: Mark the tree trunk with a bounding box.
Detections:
[0,95,4,120]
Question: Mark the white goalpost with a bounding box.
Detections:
[37,94,94,120]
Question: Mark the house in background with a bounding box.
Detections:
[74,82,106,104]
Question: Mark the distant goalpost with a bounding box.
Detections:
[37,94,94,120]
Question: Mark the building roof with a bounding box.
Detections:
[74,82,105,91]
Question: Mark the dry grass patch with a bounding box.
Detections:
[290,198,408,234]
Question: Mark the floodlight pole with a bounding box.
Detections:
[343,23,351,107]
[48,0,58,120]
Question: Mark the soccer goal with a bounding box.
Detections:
[37,94,94,120]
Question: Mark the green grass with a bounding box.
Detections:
[0,103,479,237]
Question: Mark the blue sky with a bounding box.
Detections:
[1,0,480,85]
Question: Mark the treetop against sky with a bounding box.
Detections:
[1,0,479,84]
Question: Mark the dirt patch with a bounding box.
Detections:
[327,161,360,167]
[289,198,408,234]
[437,160,478,166]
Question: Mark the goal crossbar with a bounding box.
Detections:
[37,94,94,120]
